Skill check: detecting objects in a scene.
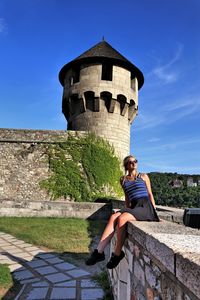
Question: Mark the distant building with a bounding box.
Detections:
[187,177,197,187]
[169,178,183,188]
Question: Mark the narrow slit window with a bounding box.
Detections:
[101,63,113,81]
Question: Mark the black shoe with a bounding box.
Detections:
[85,249,105,265]
[106,251,125,269]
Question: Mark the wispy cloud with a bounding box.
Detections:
[149,44,183,84]
[0,18,7,34]
[134,92,200,130]
[148,137,161,143]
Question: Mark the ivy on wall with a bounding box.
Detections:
[40,134,123,201]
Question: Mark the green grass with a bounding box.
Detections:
[0,217,108,299]
[93,271,114,300]
[0,265,13,288]
[0,217,105,253]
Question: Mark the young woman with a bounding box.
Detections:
[85,155,159,269]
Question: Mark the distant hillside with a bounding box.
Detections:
[148,172,200,208]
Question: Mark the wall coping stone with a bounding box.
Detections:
[0,198,111,220]
[127,220,200,297]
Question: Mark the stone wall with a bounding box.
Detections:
[109,219,200,300]
[0,199,111,220]
[0,128,85,201]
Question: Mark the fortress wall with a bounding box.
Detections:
[0,128,86,201]
[109,219,200,300]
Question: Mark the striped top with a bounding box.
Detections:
[123,175,149,202]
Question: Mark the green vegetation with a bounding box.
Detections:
[0,265,13,288]
[0,217,105,254]
[93,271,114,300]
[0,264,19,300]
[40,134,123,201]
[0,217,108,298]
[149,172,200,208]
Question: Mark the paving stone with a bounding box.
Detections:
[0,242,11,246]
[0,258,18,264]
[13,269,35,281]
[81,279,99,288]
[35,265,58,275]
[55,280,76,287]
[45,273,71,283]
[11,266,25,273]
[44,257,64,264]
[12,240,27,245]
[66,269,90,278]
[20,243,33,248]
[14,252,33,259]
[36,253,56,259]
[1,245,19,250]
[20,277,41,284]
[6,249,25,255]
[26,259,47,268]
[9,263,23,272]
[24,246,41,251]
[50,287,76,299]
[22,256,35,262]
[3,237,17,241]
[29,249,42,255]
[81,288,104,300]
[26,287,49,300]
[32,281,50,287]
[54,262,76,271]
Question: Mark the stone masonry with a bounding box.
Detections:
[108,220,200,300]
[0,129,85,201]
[59,40,144,159]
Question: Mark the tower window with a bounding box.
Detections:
[69,67,80,86]
[101,63,113,81]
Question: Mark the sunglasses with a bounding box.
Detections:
[127,159,138,165]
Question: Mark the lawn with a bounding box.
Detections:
[0,217,105,254]
[0,217,108,299]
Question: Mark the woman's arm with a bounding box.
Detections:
[142,173,156,208]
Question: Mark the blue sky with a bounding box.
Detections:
[0,0,200,174]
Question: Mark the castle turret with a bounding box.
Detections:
[59,40,144,159]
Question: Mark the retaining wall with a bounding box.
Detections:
[109,220,200,300]
[0,198,111,220]
[0,128,86,201]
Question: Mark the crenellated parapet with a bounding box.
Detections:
[62,65,138,123]
[59,41,144,159]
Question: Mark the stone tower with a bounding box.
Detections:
[59,40,144,159]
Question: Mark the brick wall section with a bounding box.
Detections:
[109,220,200,300]
[0,128,86,201]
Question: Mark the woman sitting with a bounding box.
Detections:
[85,155,159,269]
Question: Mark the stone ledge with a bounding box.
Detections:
[0,199,111,220]
[127,220,200,297]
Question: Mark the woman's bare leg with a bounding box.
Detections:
[114,212,136,256]
[97,211,121,253]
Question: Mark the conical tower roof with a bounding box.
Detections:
[59,40,144,89]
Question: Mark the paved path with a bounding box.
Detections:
[0,232,105,300]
